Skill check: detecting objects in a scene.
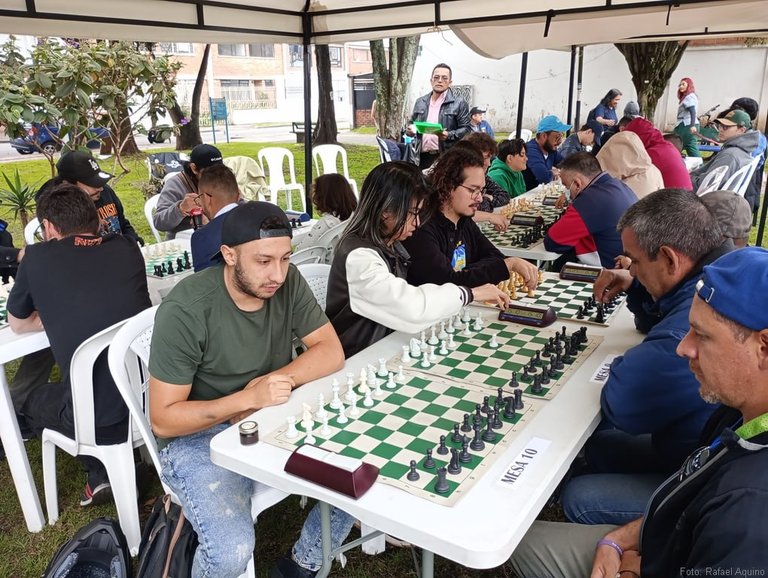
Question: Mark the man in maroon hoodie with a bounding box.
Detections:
[624,117,693,191]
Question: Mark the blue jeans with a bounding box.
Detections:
[160,424,356,577]
[561,472,667,525]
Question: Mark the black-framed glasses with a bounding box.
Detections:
[458,184,486,197]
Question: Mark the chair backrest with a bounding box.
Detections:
[146,152,184,181]
[314,219,349,264]
[376,136,392,163]
[291,246,327,265]
[312,144,350,179]
[24,217,42,245]
[296,263,331,310]
[696,165,729,197]
[509,128,532,141]
[69,319,131,447]
[223,156,270,202]
[258,147,297,189]
[107,306,165,486]
[720,156,762,197]
[143,195,162,244]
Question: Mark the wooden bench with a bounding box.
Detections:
[291,121,316,143]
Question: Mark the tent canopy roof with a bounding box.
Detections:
[0,0,766,54]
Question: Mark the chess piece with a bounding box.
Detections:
[436,435,449,455]
[319,415,331,436]
[503,396,516,420]
[595,303,606,324]
[428,345,437,363]
[459,438,472,463]
[336,403,348,424]
[470,424,485,451]
[472,313,484,331]
[301,403,314,432]
[428,327,439,346]
[447,333,458,350]
[447,448,462,475]
[451,423,462,443]
[461,308,471,324]
[434,467,450,494]
[420,353,431,368]
[514,388,524,410]
[373,377,384,398]
[396,365,406,383]
[358,368,369,394]
[377,358,388,377]
[446,317,456,334]
[315,394,328,420]
[304,425,316,445]
[461,413,472,433]
[438,340,448,355]
[348,392,360,416]
[509,372,519,388]
[363,388,374,407]
[407,460,420,481]
[488,333,499,349]
[410,338,421,359]
[285,416,299,439]
[482,418,497,443]
[491,409,503,429]
[367,365,378,387]
[344,372,356,402]
[420,330,428,350]
[330,380,342,409]
[481,396,491,414]
[438,321,448,341]
[385,372,397,389]
[462,323,472,337]
[423,449,436,469]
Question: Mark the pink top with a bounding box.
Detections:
[422,91,447,152]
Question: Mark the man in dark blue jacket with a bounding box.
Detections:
[511,247,768,578]
[190,164,241,272]
[523,115,570,190]
[560,188,731,526]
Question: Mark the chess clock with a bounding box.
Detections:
[510,214,545,227]
[498,302,557,328]
[542,195,563,207]
[559,262,603,283]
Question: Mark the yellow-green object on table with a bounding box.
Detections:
[414,121,444,135]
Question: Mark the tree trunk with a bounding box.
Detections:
[169,44,210,150]
[370,36,421,141]
[615,41,689,121]
[313,45,338,146]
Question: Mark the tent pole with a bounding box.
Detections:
[516,52,529,138]
[755,113,768,246]
[566,45,577,131]
[574,46,584,130]
[302,12,313,217]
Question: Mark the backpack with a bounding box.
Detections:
[42,517,131,578]
[136,495,198,578]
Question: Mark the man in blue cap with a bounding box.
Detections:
[523,115,571,190]
[511,247,768,577]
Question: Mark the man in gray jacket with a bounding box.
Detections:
[153,144,223,239]
[690,109,759,191]
[405,63,471,170]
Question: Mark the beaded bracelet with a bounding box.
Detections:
[596,538,624,557]
[615,571,640,578]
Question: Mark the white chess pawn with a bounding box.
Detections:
[336,402,348,424]
[348,393,361,417]
[363,388,374,407]
[410,338,421,359]
[316,394,328,419]
[329,380,342,409]
[401,345,411,363]
[448,333,459,350]
[304,425,316,445]
[377,358,388,377]
[473,313,484,331]
[358,368,369,394]
[428,327,439,346]
[446,317,456,334]
[462,323,472,336]
[320,415,331,436]
[396,365,406,383]
[285,416,298,439]
[420,330,427,347]
[438,321,448,341]
[345,372,356,402]
[385,372,397,389]
[428,345,437,362]
[301,403,314,432]
[453,313,463,330]
[461,308,471,323]
[373,377,384,398]
[438,340,448,355]
[367,365,377,388]
[488,333,500,349]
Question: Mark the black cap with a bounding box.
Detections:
[189,144,223,169]
[470,107,486,115]
[221,202,292,249]
[56,151,113,188]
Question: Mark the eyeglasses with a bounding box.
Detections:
[458,184,486,197]
[432,75,450,82]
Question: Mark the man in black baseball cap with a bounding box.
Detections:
[469,106,495,137]
[149,200,346,577]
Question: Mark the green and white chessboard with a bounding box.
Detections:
[265,371,543,506]
[508,275,626,327]
[514,206,564,225]
[0,296,7,326]
[480,223,546,249]
[388,320,601,401]
[141,244,193,278]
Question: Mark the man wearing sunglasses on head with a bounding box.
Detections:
[403,145,539,291]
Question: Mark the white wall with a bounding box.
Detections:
[412,31,768,133]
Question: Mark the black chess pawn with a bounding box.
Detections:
[460,413,472,433]
[521,365,531,383]
[503,396,516,420]
[540,363,551,384]
[576,305,585,320]
[595,304,606,324]
[183,251,192,269]
[167,261,175,274]
[509,373,519,388]
[496,387,505,405]
[482,418,497,443]
[542,342,552,358]
[531,374,543,395]
[160,262,167,274]
[447,448,462,475]
[451,423,462,443]
[491,408,503,429]
[514,388,524,410]
[533,351,542,367]
[154,265,163,277]
[553,352,565,370]
[436,435,449,455]
[481,395,491,414]
[423,448,436,469]
[470,424,485,451]
[459,438,472,463]
[474,405,483,426]
[407,460,420,481]
[434,467,450,494]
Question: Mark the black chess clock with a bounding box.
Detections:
[498,303,557,328]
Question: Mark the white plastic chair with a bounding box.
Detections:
[291,246,327,265]
[107,306,288,578]
[509,128,532,141]
[312,144,359,198]
[720,156,762,197]
[696,165,729,197]
[24,217,42,245]
[296,263,331,310]
[257,147,306,212]
[144,195,162,244]
[42,319,144,555]
[376,136,393,163]
[223,156,270,202]
[314,219,349,264]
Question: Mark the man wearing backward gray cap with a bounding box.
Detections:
[700,189,753,248]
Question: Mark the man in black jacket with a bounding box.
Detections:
[510,247,768,577]
[403,145,538,290]
[405,63,471,170]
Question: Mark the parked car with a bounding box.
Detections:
[10,123,110,155]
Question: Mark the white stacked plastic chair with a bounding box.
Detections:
[312,144,359,198]
[291,246,327,265]
[314,219,349,264]
[508,128,532,141]
[720,155,762,197]
[296,263,331,310]
[24,217,42,245]
[695,165,729,197]
[257,147,306,212]
[42,319,144,555]
[107,306,288,578]
[143,195,162,244]
[376,136,393,163]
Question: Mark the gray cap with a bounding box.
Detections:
[623,101,641,118]
[701,190,753,239]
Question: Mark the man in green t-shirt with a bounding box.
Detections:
[149,201,347,578]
